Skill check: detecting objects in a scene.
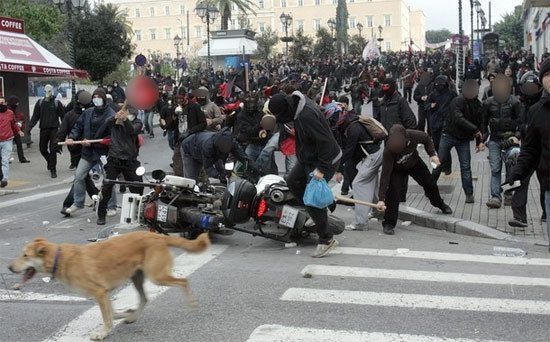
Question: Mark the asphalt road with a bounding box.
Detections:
[2,110,550,342]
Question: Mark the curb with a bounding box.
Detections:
[0,177,74,197]
[398,205,549,246]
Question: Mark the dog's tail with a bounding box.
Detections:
[164,233,211,253]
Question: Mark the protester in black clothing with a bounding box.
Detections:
[508,71,547,227]
[426,75,457,155]
[508,59,550,247]
[29,84,65,178]
[7,96,30,163]
[368,79,383,119]
[268,91,342,258]
[375,78,417,131]
[482,73,495,101]
[57,90,92,169]
[413,71,433,133]
[376,125,452,235]
[97,107,144,225]
[433,79,484,203]
[111,81,126,104]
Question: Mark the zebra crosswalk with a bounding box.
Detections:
[246,246,550,341]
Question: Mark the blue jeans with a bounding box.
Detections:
[167,130,175,150]
[433,134,473,195]
[257,132,296,175]
[245,144,264,161]
[144,111,154,135]
[73,158,116,209]
[488,140,503,199]
[0,139,13,180]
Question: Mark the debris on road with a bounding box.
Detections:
[42,221,49,225]
[493,246,527,257]
[42,277,51,283]
[401,221,412,226]
[285,242,297,248]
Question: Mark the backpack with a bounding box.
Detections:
[356,115,388,143]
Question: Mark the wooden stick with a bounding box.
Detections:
[319,78,328,106]
[57,139,103,146]
[335,195,379,209]
[115,100,129,125]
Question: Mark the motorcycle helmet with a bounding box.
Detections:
[504,146,521,169]
[519,71,541,97]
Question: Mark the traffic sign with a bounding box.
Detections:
[134,54,147,67]
[0,33,47,63]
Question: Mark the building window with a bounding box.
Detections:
[366,16,373,27]
[313,19,320,31]
[149,7,155,16]
[181,27,187,38]
[258,0,265,8]
[165,28,171,39]
[180,4,185,14]
[135,8,140,18]
[230,19,236,29]
[281,0,287,7]
[298,0,303,6]
[258,22,265,32]
[164,6,170,16]
[297,20,304,31]
[385,41,391,50]
[332,0,336,4]
[135,30,141,41]
[349,17,356,29]
[350,0,354,2]
[315,0,320,4]
[384,14,391,27]
[195,26,202,38]
[149,29,156,40]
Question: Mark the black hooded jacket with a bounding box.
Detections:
[481,95,522,141]
[375,91,417,131]
[443,95,482,141]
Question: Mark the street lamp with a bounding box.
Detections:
[327,18,336,38]
[280,12,293,59]
[173,35,182,82]
[474,0,482,42]
[51,0,85,99]
[356,22,363,38]
[195,1,219,71]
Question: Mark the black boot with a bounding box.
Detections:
[383,226,395,235]
[96,216,106,225]
[440,204,453,215]
[50,169,57,178]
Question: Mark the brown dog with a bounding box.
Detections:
[8,231,210,340]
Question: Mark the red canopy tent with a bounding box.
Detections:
[0,16,87,125]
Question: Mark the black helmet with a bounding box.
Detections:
[519,71,541,97]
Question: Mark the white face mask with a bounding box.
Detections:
[127,114,135,121]
[93,97,104,107]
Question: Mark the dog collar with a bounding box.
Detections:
[51,248,61,279]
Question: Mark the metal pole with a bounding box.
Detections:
[476,11,480,42]
[458,0,464,91]
[187,10,190,46]
[285,25,289,58]
[470,0,474,51]
[488,1,491,31]
[67,1,76,99]
[206,12,210,71]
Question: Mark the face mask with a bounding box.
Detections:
[0,104,7,113]
[435,83,446,92]
[113,83,118,87]
[93,97,104,107]
[382,83,396,98]
[8,104,17,111]
[198,98,207,106]
[127,114,135,121]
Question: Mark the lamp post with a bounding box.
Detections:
[377,25,384,49]
[474,0,481,42]
[357,22,363,38]
[327,18,336,39]
[51,0,85,100]
[195,1,219,71]
[173,35,182,82]
[280,12,293,59]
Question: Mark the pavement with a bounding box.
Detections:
[2,102,550,341]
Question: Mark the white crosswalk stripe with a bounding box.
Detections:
[248,246,550,341]
[247,324,510,342]
[0,289,88,302]
[301,264,550,287]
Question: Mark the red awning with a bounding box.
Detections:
[0,30,87,78]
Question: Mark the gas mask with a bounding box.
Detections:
[44,84,53,99]
[92,97,104,107]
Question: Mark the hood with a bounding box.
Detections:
[92,88,107,106]
[291,90,306,119]
[213,127,233,154]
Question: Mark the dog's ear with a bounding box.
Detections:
[34,242,48,257]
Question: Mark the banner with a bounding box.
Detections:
[362,40,380,61]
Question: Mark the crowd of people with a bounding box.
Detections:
[1,46,549,256]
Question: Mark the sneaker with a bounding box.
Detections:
[106,209,117,217]
[65,204,83,214]
[509,218,528,228]
[503,194,513,206]
[0,180,7,188]
[69,164,76,170]
[542,215,547,223]
[60,207,70,217]
[465,194,475,204]
[486,197,502,209]
[20,159,30,163]
[383,226,395,235]
[97,217,106,225]
[341,190,349,196]
[311,239,339,258]
[440,204,453,215]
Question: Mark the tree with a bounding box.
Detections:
[211,0,256,31]
[289,29,313,63]
[348,34,367,56]
[103,61,132,85]
[0,0,64,44]
[335,0,349,54]
[255,27,279,60]
[425,29,452,44]
[313,28,336,59]
[493,5,522,50]
[73,3,134,83]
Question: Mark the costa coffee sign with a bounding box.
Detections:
[0,61,87,78]
[0,17,25,34]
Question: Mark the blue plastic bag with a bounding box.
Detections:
[303,176,334,209]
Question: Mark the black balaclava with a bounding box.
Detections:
[268,93,294,124]
[7,95,19,111]
[434,75,448,93]
[381,78,397,99]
